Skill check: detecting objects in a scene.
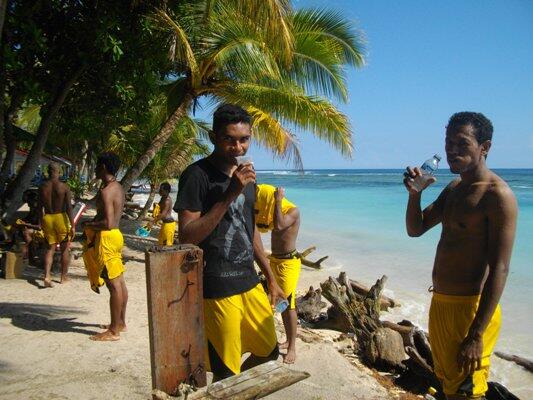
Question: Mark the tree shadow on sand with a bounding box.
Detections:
[0,303,101,336]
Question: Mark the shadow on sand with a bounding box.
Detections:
[0,302,101,336]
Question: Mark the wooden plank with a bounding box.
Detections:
[146,245,207,395]
[152,361,310,400]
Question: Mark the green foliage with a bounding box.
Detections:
[66,173,88,200]
[107,95,209,185]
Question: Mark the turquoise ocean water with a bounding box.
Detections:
[255,168,532,397]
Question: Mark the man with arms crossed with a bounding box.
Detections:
[255,184,301,364]
[83,152,128,341]
[39,162,75,287]
[404,112,517,399]
[175,104,285,381]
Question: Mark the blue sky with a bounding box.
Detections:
[207,1,533,169]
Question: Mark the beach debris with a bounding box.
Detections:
[319,272,408,370]
[349,279,399,311]
[152,361,310,400]
[298,246,328,269]
[495,351,533,373]
[295,286,327,323]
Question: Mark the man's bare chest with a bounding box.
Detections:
[443,188,487,230]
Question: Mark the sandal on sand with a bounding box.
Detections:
[90,330,120,341]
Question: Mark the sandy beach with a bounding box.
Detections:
[0,231,400,400]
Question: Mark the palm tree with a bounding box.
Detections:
[108,97,209,219]
[120,1,365,191]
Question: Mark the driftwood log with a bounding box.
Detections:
[350,279,399,311]
[320,272,407,370]
[298,246,328,270]
[495,351,533,373]
[295,286,327,323]
[152,361,309,400]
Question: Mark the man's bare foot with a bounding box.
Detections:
[99,324,127,332]
[278,341,289,350]
[44,279,53,288]
[90,330,120,341]
[283,348,296,364]
[60,276,69,284]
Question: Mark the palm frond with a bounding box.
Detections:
[201,4,283,83]
[217,81,353,157]
[151,10,199,76]
[292,8,366,68]
[246,105,303,170]
[290,35,347,101]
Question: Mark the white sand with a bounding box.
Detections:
[0,239,394,400]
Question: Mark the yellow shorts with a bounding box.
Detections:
[270,256,301,309]
[42,212,71,244]
[203,283,277,375]
[32,229,45,242]
[158,221,176,246]
[82,228,125,293]
[428,293,501,397]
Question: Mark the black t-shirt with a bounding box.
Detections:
[175,158,259,299]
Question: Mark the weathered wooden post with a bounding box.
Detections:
[145,245,206,396]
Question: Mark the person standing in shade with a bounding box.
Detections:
[82,152,128,342]
[153,182,176,246]
[39,162,75,287]
[404,112,517,399]
[255,184,301,364]
[175,104,285,381]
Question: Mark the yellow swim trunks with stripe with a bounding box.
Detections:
[270,254,301,310]
[428,293,501,398]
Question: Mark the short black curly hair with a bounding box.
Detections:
[212,104,251,136]
[446,112,493,144]
[96,152,121,176]
[160,182,171,192]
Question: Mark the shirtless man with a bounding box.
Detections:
[404,112,517,399]
[153,182,176,246]
[39,163,75,286]
[83,152,128,341]
[255,184,301,363]
[16,191,43,262]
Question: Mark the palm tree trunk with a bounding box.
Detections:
[0,0,7,44]
[137,183,157,221]
[0,90,23,198]
[3,66,84,218]
[120,95,192,192]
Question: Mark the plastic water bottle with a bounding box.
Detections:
[135,225,151,237]
[424,387,437,400]
[275,299,289,313]
[412,154,441,192]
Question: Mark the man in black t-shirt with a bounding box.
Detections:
[175,104,285,381]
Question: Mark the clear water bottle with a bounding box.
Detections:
[412,154,441,192]
[275,299,289,313]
